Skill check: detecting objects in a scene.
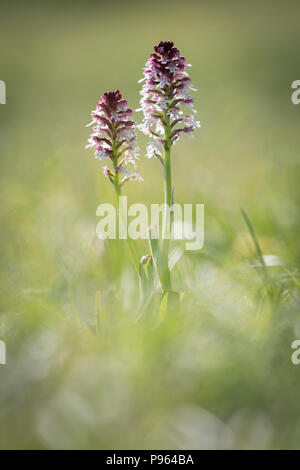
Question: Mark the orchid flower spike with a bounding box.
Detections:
[137,41,200,160]
[86,90,142,188]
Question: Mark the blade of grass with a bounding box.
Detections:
[241,207,275,299]
[241,207,265,267]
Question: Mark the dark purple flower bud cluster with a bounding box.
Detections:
[86,90,142,184]
[137,41,200,159]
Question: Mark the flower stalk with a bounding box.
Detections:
[138,41,200,291]
[86,90,142,274]
[161,120,172,290]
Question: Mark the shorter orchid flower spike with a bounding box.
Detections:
[86,90,142,186]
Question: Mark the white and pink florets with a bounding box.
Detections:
[137,41,200,159]
[86,90,142,184]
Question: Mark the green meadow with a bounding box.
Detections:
[1,0,300,449]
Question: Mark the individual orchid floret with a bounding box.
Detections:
[86,90,142,187]
[137,41,200,159]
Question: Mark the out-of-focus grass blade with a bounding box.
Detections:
[159,289,181,320]
[241,207,265,267]
[241,208,276,299]
[284,267,300,289]
[139,254,154,302]
[147,225,165,290]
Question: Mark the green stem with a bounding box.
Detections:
[114,172,121,213]
[107,138,121,274]
[161,119,172,291]
[114,162,139,276]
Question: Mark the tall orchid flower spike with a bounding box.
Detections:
[86,90,142,204]
[137,41,200,160]
[137,41,200,291]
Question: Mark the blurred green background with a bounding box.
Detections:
[1,0,300,449]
